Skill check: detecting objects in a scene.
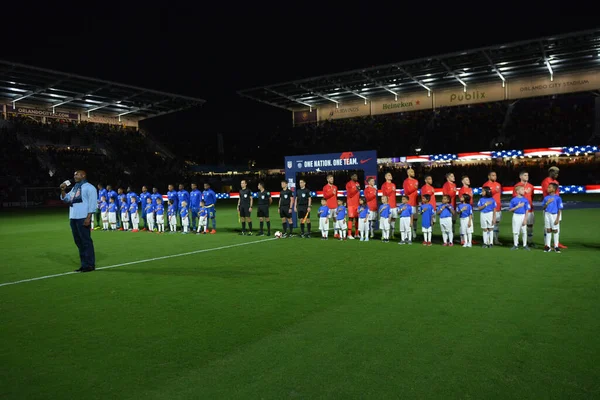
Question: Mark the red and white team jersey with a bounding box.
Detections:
[513,182,534,208]
[442,181,457,208]
[403,177,419,207]
[323,184,338,209]
[364,185,378,211]
[381,182,397,208]
[346,180,360,218]
[483,180,502,211]
[420,184,436,209]
[457,186,473,205]
[541,177,560,198]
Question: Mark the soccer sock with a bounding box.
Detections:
[288,223,293,235]
[248,222,253,232]
[348,220,353,236]
[183,225,188,233]
[493,228,499,242]
[407,230,412,242]
[300,223,305,234]
[485,231,491,245]
[341,230,346,239]
[260,221,264,233]
[212,218,216,229]
[307,222,311,233]
[448,231,453,243]
[242,221,246,232]
[467,232,472,245]
[514,233,519,247]
[267,221,271,234]
[401,231,406,242]
[111,223,116,230]
[160,224,164,232]
[442,231,448,243]
[283,222,287,233]
[553,232,560,248]
[527,225,533,240]
[412,227,417,240]
[125,222,130,230]
[522,229,528,247]
[545,231,552,247]
[390,225,395,239]
[133,222,138,230]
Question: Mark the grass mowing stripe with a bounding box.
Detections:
[0,237,276,288]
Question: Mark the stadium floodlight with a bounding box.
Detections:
[116,99,170,118]
[12,77,67,104]
[86,91,144,114]
[482,51,506,87]
[50,85,111,109]
[264,88,314,110]
[361,73,398,100]
[397,66,431,96]
[439,60,467,91]
[298,84,339,105]
[341,86,368,104]
[539,42,554,81]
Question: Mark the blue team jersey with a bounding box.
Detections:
[510,196,531,215]
[178,190,190,207]
[379,204,391,218]
[190,190,202,209]
[336,205,347,220]
[168,205,175,217]
[167,191,179,209]
[129,203,138,214]
[139,191,150,206]
[126,191,137,205]
[98,188,108,202]
[358,205,369,219]
[144,203,154,214]
[107,190,118,202]
[150,193,162,206]
[108,203,117,212]
[457,203,473,219]
[203,189,216,207]
[155,204,164,215]
[438,203,453,218]
[199,207,208,217]
[100,201,108,212]
[180,207,189,218]
[118,194,127,206]
[398,204,413,218]
[543,195,563,214]
[477,197,497,213]
[421,203,434,228]
[318,205,329,217]
[120,203,128,213]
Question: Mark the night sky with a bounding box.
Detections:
[2,5,598,152]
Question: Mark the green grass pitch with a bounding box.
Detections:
[1,199,600,399]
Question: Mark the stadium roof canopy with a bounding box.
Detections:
[0,60,206,120]
[238,28,600,110]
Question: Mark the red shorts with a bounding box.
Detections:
[347,206,358,218]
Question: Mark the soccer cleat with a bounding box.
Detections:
[448,242,454,247]
[558,243,568,249]
[347,235,355,240]
[119,228,124,231]
[305,234,310,239]
[365,237,369,242]
[554,247,561,253]
[359,237,364,242]
[422,241,427,246]
[142,228,147,231]
[462,244,468,248]
[544,246,551,252]
[511,246,518,250]
[131,229,139,233]
[443,242,449,247]
[494,240,503,246]
[210,229,216,234]
[239,232,246,236]
[247,232,253,236]
[523,246,531,251]
[334,233,340,239]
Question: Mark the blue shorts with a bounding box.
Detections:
[206,206,216,218]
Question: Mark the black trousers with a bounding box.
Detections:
[70,218,96,268]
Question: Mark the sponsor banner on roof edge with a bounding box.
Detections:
[318,100,370,121]
[293,109,317,125]
[6,104,78,120]
[81,114,138,127]
[508,70,600,99]
[370,91,432,115]
[434,82,505,108]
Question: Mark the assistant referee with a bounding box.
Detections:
[295,178,312,238]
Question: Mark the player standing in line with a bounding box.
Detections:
[108,197,118,231]
[421,174,437,224]
[238,179,253,235]
[279,180,294,237]
[129,195,139,232]
[483,171,503,245]
[542,183,563,253]
[357,197,370,241]
[403,168,419,240]
[295,178,312,238]
[144,197,155,232]
[99,195,108,230]
[150,187,162,232]
[509,185,531,250]
[106,185,118,228]
[155,198,165,233]
[513,171,535,246]
[437,195,455,246]
[442,173,457,242]
[168,199,177,233]
[203,183,217,234]
[317,199,330,240]
[379,195,391,242]
[541,166,566,249]
[139,186,150,230]
[420,194,434,246]
[335,198,348,241]
[117,188,128,231]
[95,184,107,230]
[190,183,202,232]
[381,172,398,239]
[364,177,378,238]
[345,174,360,239]
[167,184,179,231]
[256,182,271,236]
[323,175,339,237]
[397,195,413,245]
[126,186,138,228]
[180,201,190,234]
[120,195,130,231]
[197,200,208,234]
[457,194,473,248]
[177,183,190,230]
[458,176,473,205]
[476,187,497,248]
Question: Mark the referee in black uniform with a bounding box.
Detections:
[295,178,312,238]
[279,180,294,237]
[256,181,272,236]
[238,179,253,235]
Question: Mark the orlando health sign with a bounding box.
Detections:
[285,150,378,226]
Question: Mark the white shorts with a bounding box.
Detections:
[108,212,117,224]
[147,214,155,224]
[526,211,534,225]
[460,217,474,234]
[169,215,177,225]
[131,213,139,224]
[544,212,560,231]
[400,216,411,232]
[379,217,390,231]
[101,211,108,222]
[512,213,526,234]
[335,220,347,231]
[156,215,164,224]
[440,217,452,232]
[121,212,129,222]
[389,208,398,219]
[199,216,207,226]
[358,219,369,232]
[319,217,328,231]
[182,216,189,226]
[495,211,502,223]
[421,226,432,234]
[368,210,378,221]
[329,208,337,219]
[480,212,494,229]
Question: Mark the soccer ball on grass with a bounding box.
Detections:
[274,231,282,238]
